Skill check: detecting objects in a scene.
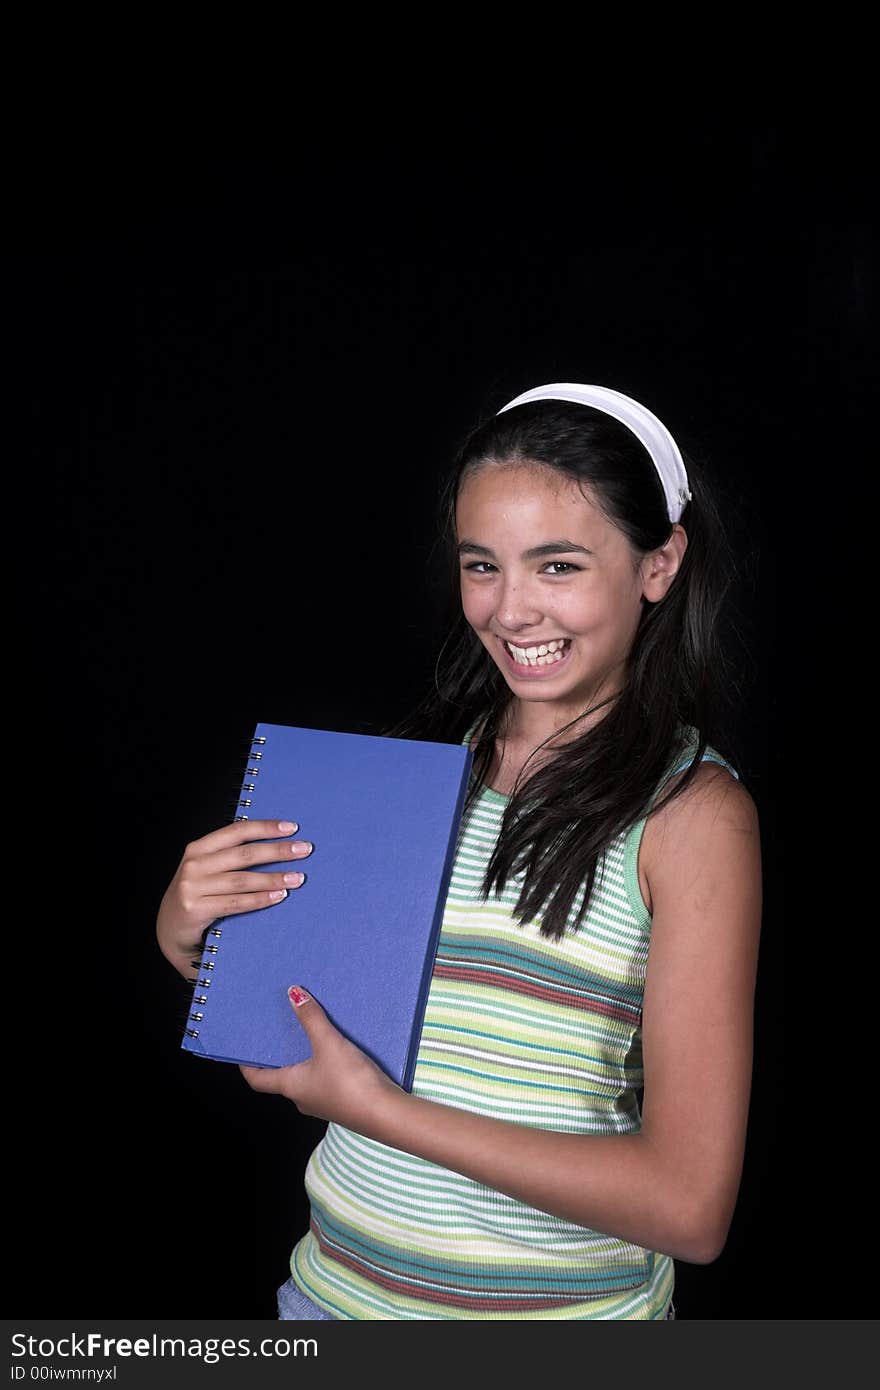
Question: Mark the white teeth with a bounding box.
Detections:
[504,638,570,668]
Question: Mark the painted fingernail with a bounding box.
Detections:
[288,986,311,1007]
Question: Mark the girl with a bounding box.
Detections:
[157,382,762,1320]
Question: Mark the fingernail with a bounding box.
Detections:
[288,986,311,1007]
[282,872,305,886]
[269,889,288,901]
[278,821,298,833]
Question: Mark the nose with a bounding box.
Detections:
[495,575,543,633]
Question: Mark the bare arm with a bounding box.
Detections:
[243,765,763,1264]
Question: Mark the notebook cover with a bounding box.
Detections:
[181,722,473,1090]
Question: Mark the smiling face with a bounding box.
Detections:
[456,462,669,739]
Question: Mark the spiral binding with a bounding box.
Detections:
[184,930,222,1037]
[185,728,266,1040]
[235,735,266,820]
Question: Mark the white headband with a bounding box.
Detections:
[496,382,692,524]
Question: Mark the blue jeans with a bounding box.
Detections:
[276,1276,675,1320]
[277,1277,338,1320]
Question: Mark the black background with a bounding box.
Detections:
[12,126,870,1318]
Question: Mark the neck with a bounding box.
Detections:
[502,689,616,751]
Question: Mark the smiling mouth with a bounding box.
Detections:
[499,637,572,670]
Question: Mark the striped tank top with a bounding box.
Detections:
[290,725,739,1319]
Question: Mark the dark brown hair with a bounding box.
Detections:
[384,396,749,942]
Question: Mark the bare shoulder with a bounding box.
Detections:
[638,760,763,1261]
[646,759,759,856]
[639,760,760,918]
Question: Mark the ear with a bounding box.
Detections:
[639,524,688,603]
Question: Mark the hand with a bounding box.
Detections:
[239,987,402,1135]
[156,819,314,978]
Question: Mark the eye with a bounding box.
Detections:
[543,561,580,575]
[462,561,497,574]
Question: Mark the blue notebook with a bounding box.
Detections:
[181,722,473,1090]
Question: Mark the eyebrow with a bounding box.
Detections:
[457,539,594,560]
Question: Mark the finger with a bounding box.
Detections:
[184,819,303,861]
[240,1058,315,1089]
[239,1063,285,1093]
[193,866,309,899]
[194,887,302,920]
[287,986,332,1043]
[203,838,315,875]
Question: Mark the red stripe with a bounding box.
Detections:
[432,963,639,1025]
[309,1218,641,1312]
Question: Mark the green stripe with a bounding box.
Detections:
[286,723,733,1319]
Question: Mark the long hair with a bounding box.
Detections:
[383,396,747,942]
